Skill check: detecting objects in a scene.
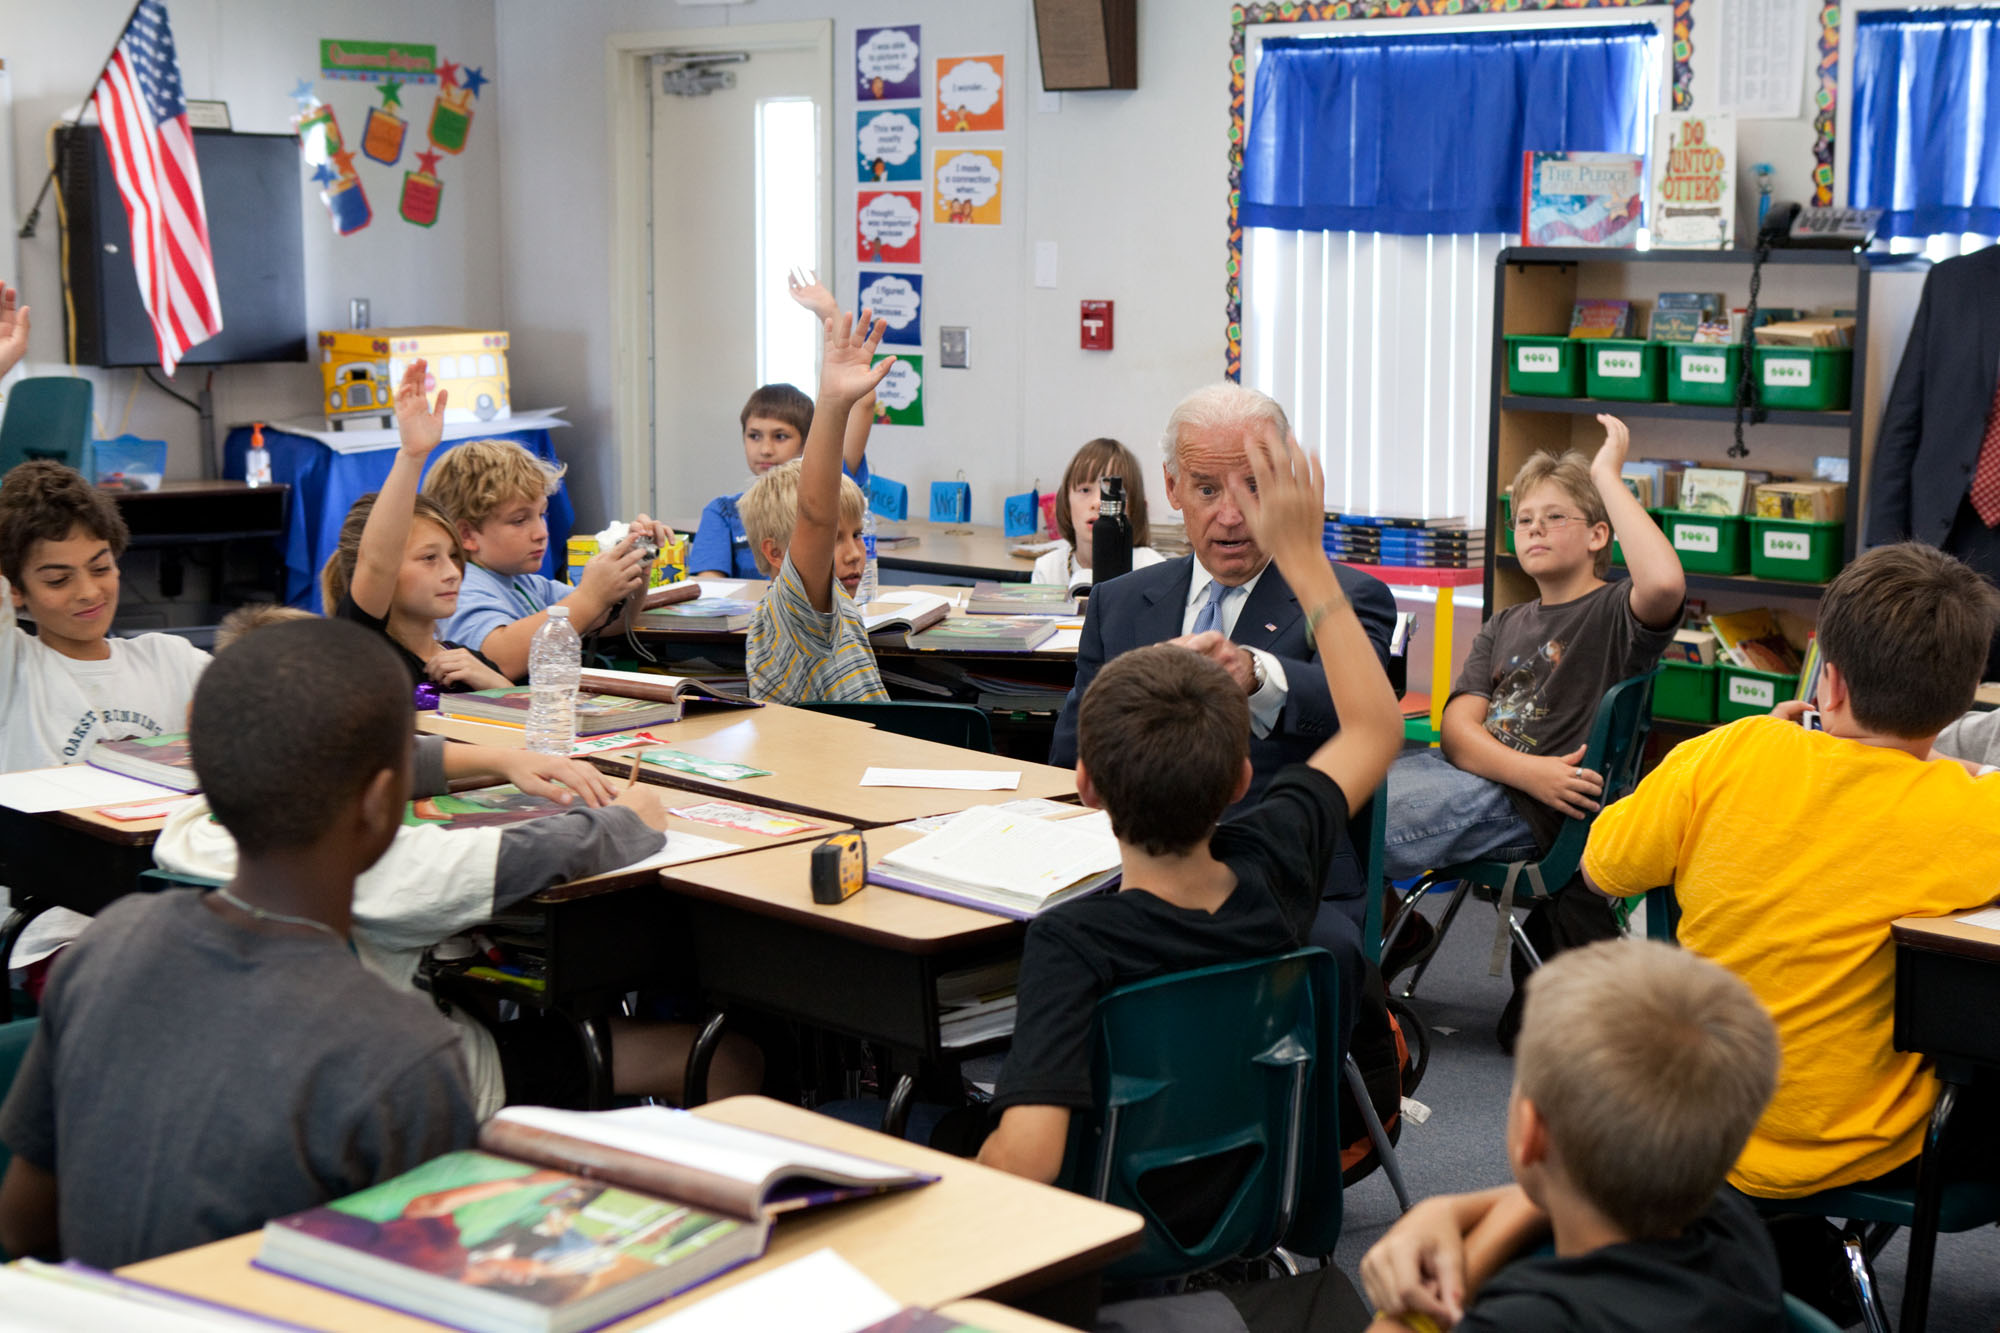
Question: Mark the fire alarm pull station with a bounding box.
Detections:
[1081,300,1113,350]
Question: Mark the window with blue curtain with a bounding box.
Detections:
[1241,24,1660,235]
[1850,7,2000,240]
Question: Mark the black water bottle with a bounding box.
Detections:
[1091,475,1134,582]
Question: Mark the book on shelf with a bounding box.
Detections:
[439,689,683,735]
[256,1106,935,1333]
[1753,481,1846,522]
[862,594,953,645]
[1752,317,1855,349]
[87,733,199,793]
[640,1248,1003,1333]
[1676,468,1750,517]
[1520,151,1644,248]
[907,616,1058,653]
[1658,290,1727,311]
[964,582,1078,615]
[1568,300,1633,339]
[1327,511,1471,531]
[1650,112,1735,248]
[575,668,757,718]
[938,958,1019,1050]
[1666,628,1718,665]
[1797,635,1823,703]
[639,597,759,633]
[1708,608,1805,675]
[640,580,703,612]
[871,806,1121,918]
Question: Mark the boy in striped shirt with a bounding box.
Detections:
[741,309,897,704]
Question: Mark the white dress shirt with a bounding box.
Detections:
[1183,561,1290,737]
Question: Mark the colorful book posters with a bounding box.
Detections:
[857,109,922,183]
[859,271,922,347]
[1651,113,1736,247]
[933,150,1002,226]
[936,56,1003,132]
[856,26,920,101]
[873,355,924,426]
[857,191,922,263]
[1520,152,1643,247]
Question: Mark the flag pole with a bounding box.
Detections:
[16,0,147,240]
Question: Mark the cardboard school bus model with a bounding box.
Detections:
[319,327,511,426]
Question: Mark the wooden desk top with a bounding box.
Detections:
[876,519,1039,583]
[417,700,879,751]
[660,823,1025,951]
[941,1300,1081,1332]
[119,1096,1143,1331]
[538,799,848,903]
[1977,681,2000,710]
[1892,911,2000,962]
[623,714,1077,825]
[39,799,182,844]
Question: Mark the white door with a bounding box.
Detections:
[649,28,831,526]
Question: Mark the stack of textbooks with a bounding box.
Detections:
[257,1105,935,1333]
[937,959,1019,1049]
[440,689,685,735]
[87,733,199,793]
[639,597,760,633]
[907,616,1058,653]
[1647,291,1725,343]
[1708,608,1809,675]
[1324,512,1485,570]
[965,582,1079,615]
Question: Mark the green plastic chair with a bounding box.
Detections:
[1782,1294,1843,1333]
[1385,670,1657,997]
[1055,946,1343,1282]
[799,700,994,752]
[1348,779,1413,1214]
[137,868,224,892]
[0,1018,40,1184]
[0,378,93,476]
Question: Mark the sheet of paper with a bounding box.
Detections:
[860,767,1019,791]
[1714,0,1807,119]
[696,579,747,600]
[899,795,1075,833]
[875,588,942,606]
[610,831,744,873]
[1951,906,2000,933]
[0,766,184,814]
[638,1249,901,1333]
[1046,628,1083,652]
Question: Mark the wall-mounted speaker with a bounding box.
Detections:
[1033,0,1137,91]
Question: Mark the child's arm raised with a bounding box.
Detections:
[788,270,879,477]
[1590,413,1684,630]
[791,311,895,612]
[843,392,878,475]
[0,283,30,380]
[1229,428,1404,812]
[350,359,447,620]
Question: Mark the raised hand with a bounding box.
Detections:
[1590,413,1631,488]
[394,357,448,457]
[0,283,30,380]
[785,266,838,322]
[819,308,896,407]
[1229,426,1327,568]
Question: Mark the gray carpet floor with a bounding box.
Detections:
[1328,897,2000,1332]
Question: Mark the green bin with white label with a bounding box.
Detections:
[1752,346,1853,411]
[1658,509,1749,575]
[1582,339,1666,402]
[1748,517,1844,583]
[1652,660,1718,724]
[1716,664,1802,724]
[1665,344,1744,406]
[1504,335,1584,397]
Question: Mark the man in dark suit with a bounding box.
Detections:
[1051,382,1398,934]
[1866,244,2000,675]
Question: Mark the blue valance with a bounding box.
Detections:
[1242,24,1658,235]
[1850,7,2000,239]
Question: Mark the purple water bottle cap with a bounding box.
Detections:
[413,682,441,711]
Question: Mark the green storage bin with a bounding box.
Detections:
[1504,335,1584,397]
[1717,665,1801,723]
[1753,346,1852,411]
[1582,339,1666,402]
[1665,344,1743,406]
[1748,518,1845,583]
[1652,660,1718,723]
[1499,492,1514,554]
[1659,509,1750,575]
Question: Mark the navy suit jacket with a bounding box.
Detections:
[1049,555,1398,813]
[1866,246,2000,548]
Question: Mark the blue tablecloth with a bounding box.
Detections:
[222,426,574,612]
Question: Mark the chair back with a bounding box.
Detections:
[1057,947,1343,1281]
[1526,668,1657,885]
[798,700,994,752]
[1783,1293,1845,1333]
[1355,779,1389,962]
[0,378,94,476]
[0,1018,40,1185]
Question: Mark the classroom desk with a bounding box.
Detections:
[120,1095,1144,1330]
[1888,912,2000,1333]
[875,519,1040,585]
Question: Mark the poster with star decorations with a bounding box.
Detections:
[401,149,444,227]
[361,80,408,165]
[294,47,489,235]
[292,95,371,235]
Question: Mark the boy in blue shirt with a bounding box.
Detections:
[424,440,671,682]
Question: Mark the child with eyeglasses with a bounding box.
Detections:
[1379,416,1685,1006]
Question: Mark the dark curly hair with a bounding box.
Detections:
[0,460,130,585]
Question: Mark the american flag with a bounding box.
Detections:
[91,0,222,373]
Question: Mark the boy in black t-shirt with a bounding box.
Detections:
[978,425,1405,1185]
[1381,415,1683,879]
[1357,938,1786,1333]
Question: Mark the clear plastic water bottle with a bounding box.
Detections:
[855,509,880,606]
[525,606,581,755]
[245,422,271,488]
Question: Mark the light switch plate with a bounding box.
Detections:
[940,326,970,368]
[1034,241,1058,289]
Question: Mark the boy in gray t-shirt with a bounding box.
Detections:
[0,619,479,1268]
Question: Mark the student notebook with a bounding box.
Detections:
[256,1107,935,1333]
[87,733,199,793]
[964,582,1079,616]
[870,805,1121,918]
[439,689,684,735]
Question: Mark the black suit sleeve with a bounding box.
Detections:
[1048,588,1109,769]
[1266,564,1398,742]
[1867,266,1934,547]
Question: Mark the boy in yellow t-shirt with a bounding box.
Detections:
[1584,542,2000,1201]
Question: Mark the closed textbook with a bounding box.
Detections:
[440,689,682,735]
[871,806,1121,918]
[257,1106,935,1333]
[87,733,199,793]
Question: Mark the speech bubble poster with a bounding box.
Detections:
[859,271,922,347]
[857,190,921,263]
[857,109,921,183]
[936,55,1004,133]
[856,25,920,101]
[872,354,924,425]
[934,149,1002,226]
